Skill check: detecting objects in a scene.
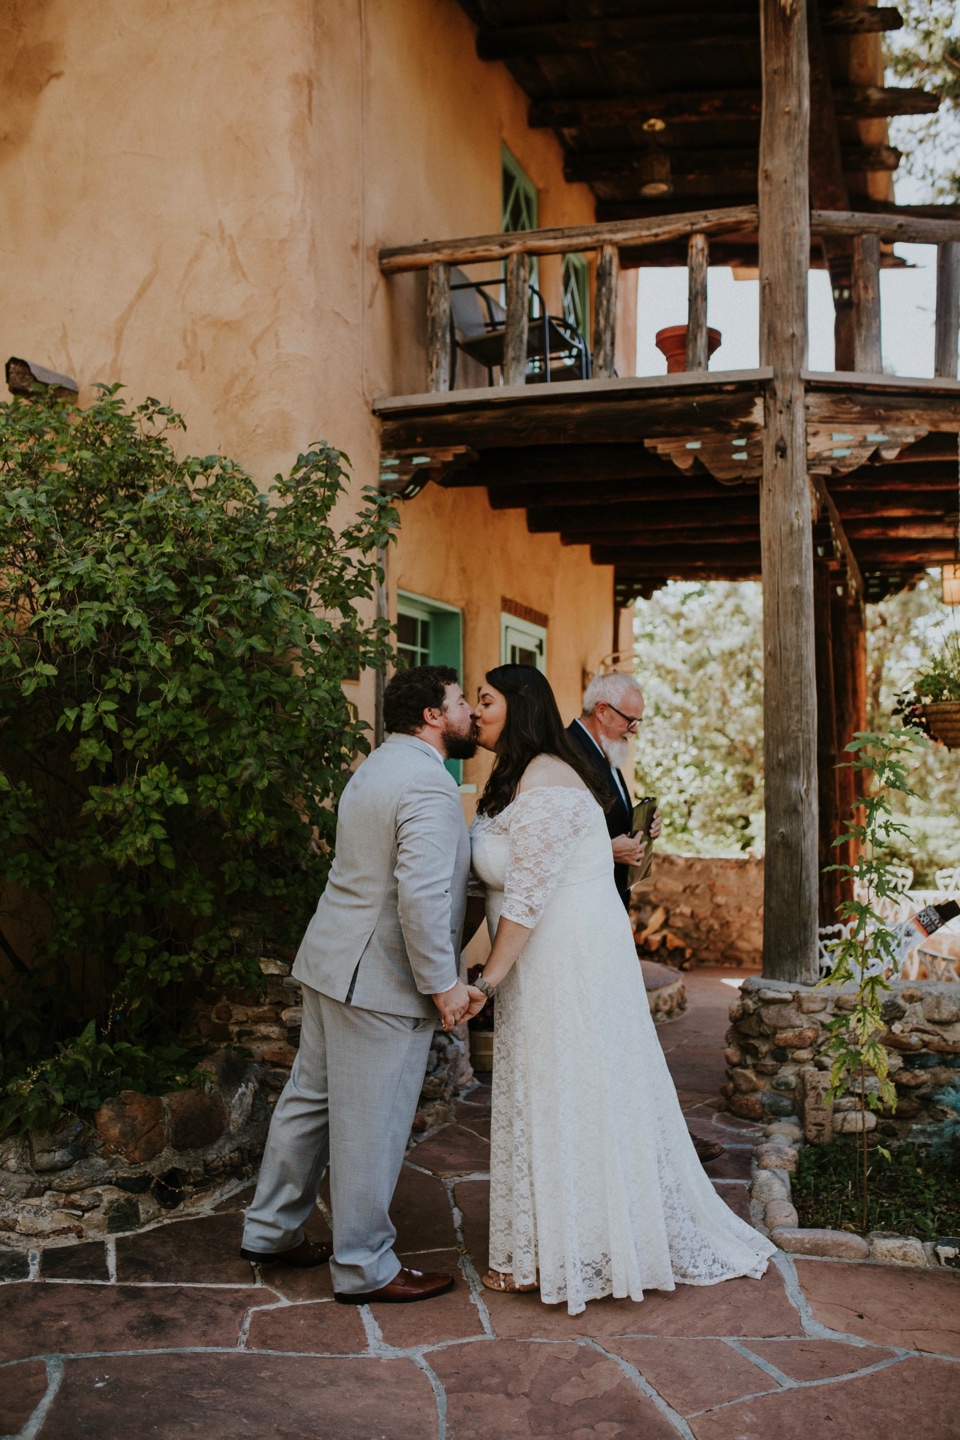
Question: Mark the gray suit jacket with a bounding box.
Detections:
[293,734,470,1018]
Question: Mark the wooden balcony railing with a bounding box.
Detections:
[378,205,960,392]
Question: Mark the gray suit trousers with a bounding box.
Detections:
[240,984,436,1293]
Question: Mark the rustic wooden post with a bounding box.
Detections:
[934,241,960,379]
[426,262,452,393]
[502,251,530,386]
[759,0,819,983]
[830,582,866,900]
[852,232,882,373]
[686,232,709,370]
[813,559,841,923]
[593,243,620,379]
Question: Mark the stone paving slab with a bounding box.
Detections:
[38,1353,438,1439]
[596,1337,778,1415]
[742,1338,900,1382]
[429,1339,680,1439]
[795,1258,960,1357]
[406,1122,491,1177]
[244,1296,367,1354]
[40,1242,109,1282]
[688,1354,960,1440]
[0,1358,49,1435]
[0,1283,264,1362]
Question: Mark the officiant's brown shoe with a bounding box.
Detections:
[693,1136,726,1165]
[334,1266,454,1304]
[240,1238,332,1268]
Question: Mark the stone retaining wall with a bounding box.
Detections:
[632,853,763,967]
[725,974,960,1139]
[0,958,474,1250]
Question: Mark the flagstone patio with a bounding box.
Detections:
[1,968,957,1439]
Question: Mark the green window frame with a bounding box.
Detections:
[500,612,547,674]
[561,252,590,343]
[501,145,540,309]
[397,591,465,784]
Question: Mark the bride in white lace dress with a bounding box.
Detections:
[466,664,775,1315]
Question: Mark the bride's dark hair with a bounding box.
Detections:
[476,664,611,817]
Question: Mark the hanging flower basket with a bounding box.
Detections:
[921,700,960,749]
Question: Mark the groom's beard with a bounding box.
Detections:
[442,721,478,761]
[598,733,631,772]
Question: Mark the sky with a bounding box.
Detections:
[634,243,940,379]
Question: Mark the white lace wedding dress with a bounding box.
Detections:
[470,774,775,1315]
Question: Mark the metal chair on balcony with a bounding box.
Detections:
[449,267,591,388]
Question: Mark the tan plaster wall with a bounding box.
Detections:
[1,0,620,740]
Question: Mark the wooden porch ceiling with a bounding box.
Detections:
[456,0,947,266]
[374,370,960,604]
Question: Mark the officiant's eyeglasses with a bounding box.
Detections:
[603,703,643,732]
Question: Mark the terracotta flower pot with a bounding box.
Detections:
[655,325,723,373]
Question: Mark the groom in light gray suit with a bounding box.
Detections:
[241,666,479,1303]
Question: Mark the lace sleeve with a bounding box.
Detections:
[500,788,600,928]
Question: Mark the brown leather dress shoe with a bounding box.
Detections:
[334,1266,454,1304]
[240,1237,332,1268]
[693,1136,726,1165]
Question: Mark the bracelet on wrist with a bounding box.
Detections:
[474,975,497,1000]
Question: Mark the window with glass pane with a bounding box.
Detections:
[396,610,431,670]
[562,253,589,342]
[396,593,465,783]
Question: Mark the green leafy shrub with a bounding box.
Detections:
[793,1137,960,1240]
[0,386,396,1130]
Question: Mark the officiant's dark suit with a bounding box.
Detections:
[566,718,633,909]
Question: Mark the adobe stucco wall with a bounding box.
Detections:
[632,853,764,968]
[1,0,630,744]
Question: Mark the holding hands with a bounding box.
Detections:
[432,979,489,1030]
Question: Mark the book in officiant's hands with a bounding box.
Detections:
[628,796,657,889]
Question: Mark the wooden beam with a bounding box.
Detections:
[852,233,883,373]
[686,233,709,371]
[530,494,759,533]
[477,13,758,59]
[813,209,960,245]
[823,7,903,34]
[528,86,937,130]
[760,0,818,984]
[379,205,759,274]
[448,443,682,489]
[426,262,451,393]
[502,252,529,387]
[562,524,762,548]
[935,242,960,379]
[592,541,761,566]
[487,478,735,508]
[564,145,900,187]
[593,244,619,380]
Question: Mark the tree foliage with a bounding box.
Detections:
[632,582,765,854]
[885,0,960,200]
[0,387,396,1126]
[632,576,960,879]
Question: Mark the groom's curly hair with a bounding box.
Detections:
[383,665,460,735]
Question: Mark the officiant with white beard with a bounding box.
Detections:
[566,672,661,911]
